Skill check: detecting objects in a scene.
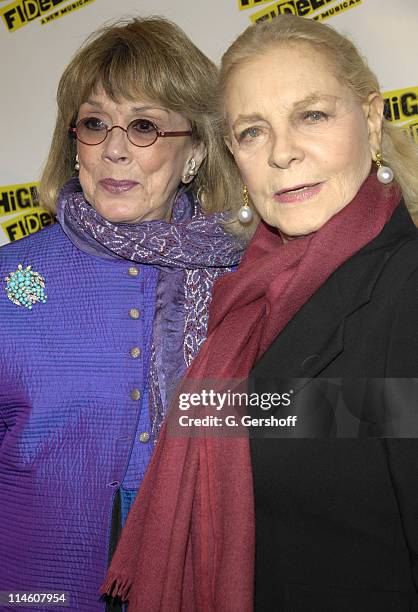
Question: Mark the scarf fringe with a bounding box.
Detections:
[100,573,132,602]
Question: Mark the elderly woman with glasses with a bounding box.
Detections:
[0,17,242,611]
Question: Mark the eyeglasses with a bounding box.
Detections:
[68,117,192,148]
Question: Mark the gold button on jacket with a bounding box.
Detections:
[129,308,140,319]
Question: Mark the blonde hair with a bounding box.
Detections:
[39,16,239,216]
[220,15,418,236]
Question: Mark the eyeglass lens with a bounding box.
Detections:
[76,117,158,147]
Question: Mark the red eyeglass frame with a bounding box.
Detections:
[68,119,193,148]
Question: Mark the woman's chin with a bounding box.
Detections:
[90,202,141,224]
[272,212,331,238]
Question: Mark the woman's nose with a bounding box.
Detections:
[102,126,132,163]
[268,128,304,169]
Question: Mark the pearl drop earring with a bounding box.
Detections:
[74,154,80,172]
[375,151,393,184]
[238,185,253,224]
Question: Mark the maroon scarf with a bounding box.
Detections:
[101,173,401,611]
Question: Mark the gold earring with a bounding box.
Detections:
[238,185,253,224]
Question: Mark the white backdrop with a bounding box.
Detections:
[0,0,417,245]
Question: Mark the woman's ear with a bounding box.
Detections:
[364,92,385,159]
[182,141,206,184]
[192,140,207,171]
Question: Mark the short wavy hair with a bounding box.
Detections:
[220,15,418,236]
[39,16,240,216]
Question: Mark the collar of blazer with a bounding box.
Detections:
[251,202,417,389]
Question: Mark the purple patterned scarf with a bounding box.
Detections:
[56,178,244,440]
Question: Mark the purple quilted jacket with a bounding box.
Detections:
[0,223,169,611]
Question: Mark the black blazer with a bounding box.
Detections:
[249,204,418,611]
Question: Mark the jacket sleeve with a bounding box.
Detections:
[383,265,418,592]
[0,410,7,447]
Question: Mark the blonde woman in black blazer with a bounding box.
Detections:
[103,15,418,612]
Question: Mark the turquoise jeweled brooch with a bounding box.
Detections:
[4,264,47,310]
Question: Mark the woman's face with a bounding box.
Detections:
[76,88,204,223]
[225,43,383,237]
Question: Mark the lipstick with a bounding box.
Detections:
[99,179,139,194]
[274,182,323,204]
